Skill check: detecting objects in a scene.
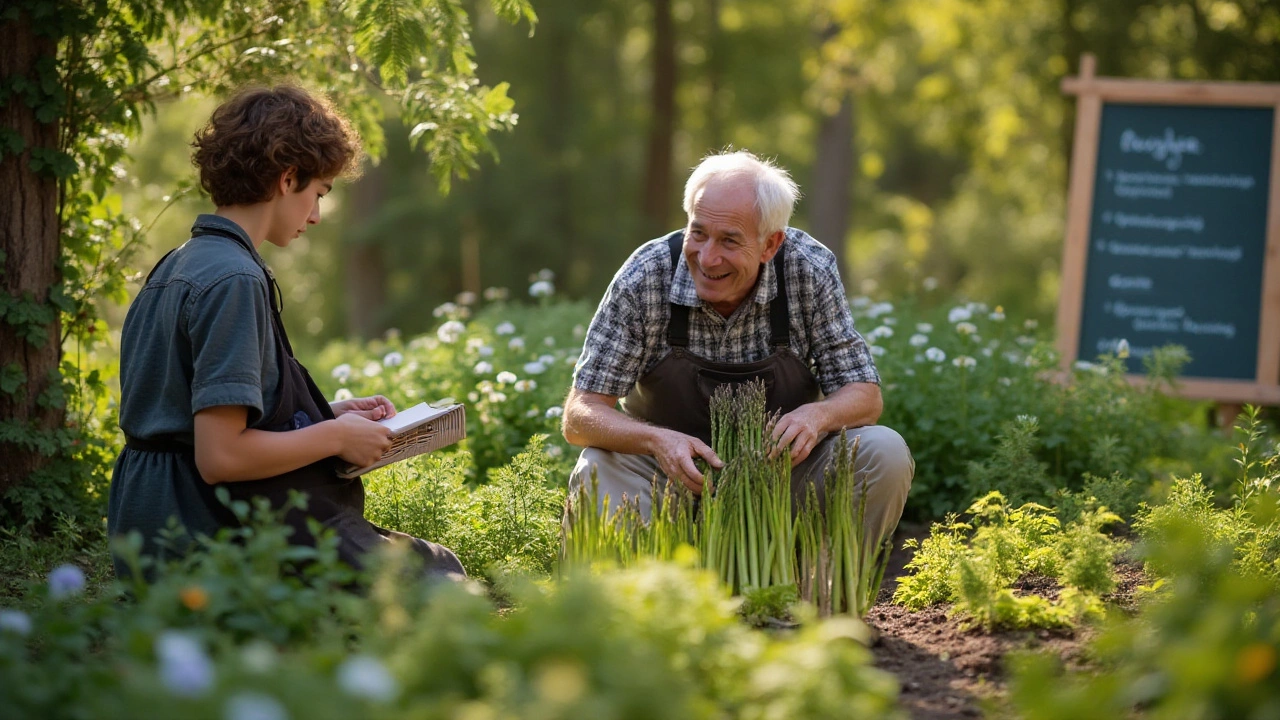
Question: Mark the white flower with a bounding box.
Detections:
[1024,319,1039,330]
[514,379,537,392]
[543,336,556,347]
[545,445,563,458]
[156,631,214,697]
[916,323,933,333]
[382,351,403,368]
[1004,351,1023,364]
[952,355,976,368]
[529,280,554,298]
[456,291,477,306]
[48,564,85,599]
[496,371,518,384]
[989,309,1005,321]
[333,388,354,402]
[955,321,977,335]
[572,324,585,338]
[538,354,556,365]
[467,391,479,403]
[362,361,382,377]
[239,641,277,675]
[884,317,898,326]
[432,302,458,318]
[330,363,352,382]
[904,368,916,376]
[866,301,895,318]
[487,392,508,404]
[483,286,510,301]
[1116,338,1131,359]
[337,655,399,703]
[867,325,894,341]
[1017,335,1036,347]
[466,337,487,353]
[495,321,516,336]
[870,345,886,357]
[473,361,493,375]
[909,333,929,347]
[224,692,288,720]
[999,377,1013,386]
[437,321,465,344]
[523,361,547,375]
[536,268,555,281]
[947,306,972,323]
[525,408,540,418]
[922,276,939,291]
[478,345,494,357]
[1075,360,1095,371]
[508,337,526,351]
[925,347,947,363]
[0,609,32,636]
[545,406,564,419]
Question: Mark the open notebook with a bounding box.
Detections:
[336,402,466,478]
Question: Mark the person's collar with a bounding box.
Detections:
[668,237,780,309]
[190,214,264,264]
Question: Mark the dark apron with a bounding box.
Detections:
[620,232,823,446]
[124,225,367,568]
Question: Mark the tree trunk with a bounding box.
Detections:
[810,91,856,283]
[0,13,63,495]
[641,0,677,235]
[705,0,723,149]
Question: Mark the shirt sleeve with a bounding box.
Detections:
[573,273,649,398]
[805,256,880,394]
[184,272,274,423]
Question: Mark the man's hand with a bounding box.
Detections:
[650,428,724,494]
[769,403,830,466]
[331,395,396,421]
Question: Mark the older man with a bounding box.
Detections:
[563,150,913,550]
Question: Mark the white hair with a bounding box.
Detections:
[682,150,800,240]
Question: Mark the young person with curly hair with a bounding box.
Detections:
[108,85,465,580]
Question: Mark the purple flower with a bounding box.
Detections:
[48,564,85,599]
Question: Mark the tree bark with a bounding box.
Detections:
[810,91,856,283]
[0,13,63,495]
[641,0,677,235]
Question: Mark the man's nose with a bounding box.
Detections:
[699,242,722,267]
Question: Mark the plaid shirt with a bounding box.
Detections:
[574,228,879,398]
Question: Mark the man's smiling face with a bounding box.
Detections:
[683,175,783,317]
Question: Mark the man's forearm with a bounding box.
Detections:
[562,389,661,455]
[814,382,883,432]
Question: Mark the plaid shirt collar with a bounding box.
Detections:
[668,242,780,311]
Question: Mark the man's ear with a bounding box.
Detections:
[760,230,786,263]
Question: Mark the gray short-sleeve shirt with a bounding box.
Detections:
[108,215,282,569]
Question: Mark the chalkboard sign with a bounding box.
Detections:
[1079,104,1273,380]
[1058,56,1280,405]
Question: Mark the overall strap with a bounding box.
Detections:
[665,231,791,350]
[768,243,790,350]
[666,232,690,348]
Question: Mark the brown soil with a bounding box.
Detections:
[864,525,1147,719]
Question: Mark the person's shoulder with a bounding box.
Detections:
[610,232,681,293]
[783,228,839,275]
[159,236,267,290]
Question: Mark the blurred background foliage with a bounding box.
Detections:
[112,0,1280,353]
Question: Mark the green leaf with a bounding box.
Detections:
[481,82,515,116]
[0,364,26,396]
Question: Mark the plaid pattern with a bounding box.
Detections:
[574,228,879,398]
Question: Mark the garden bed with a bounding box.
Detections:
[865,528,1149,719]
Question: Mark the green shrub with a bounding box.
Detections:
[893,491,1120,629]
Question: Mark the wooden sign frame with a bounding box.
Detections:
[1057,54,1280,405]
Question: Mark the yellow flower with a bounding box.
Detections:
[1236,643,1276,684]
[180,585,209,612]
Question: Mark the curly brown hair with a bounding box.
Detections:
[191,85,363,207]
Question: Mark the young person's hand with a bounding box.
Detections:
[333,414,393,467]
[331,395,397,421]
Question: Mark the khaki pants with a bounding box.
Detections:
[568,425,914,550]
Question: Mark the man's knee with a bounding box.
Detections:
[848,425,914,492]
[569,447,612,491]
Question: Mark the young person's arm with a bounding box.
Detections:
[193,405,391,484]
